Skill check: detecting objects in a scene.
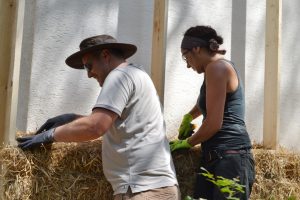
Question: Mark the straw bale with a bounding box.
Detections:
[1,135,300,199]
[0,139,113,200]
[251,147,300,200]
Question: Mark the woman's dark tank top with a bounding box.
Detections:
[197,59,252,152]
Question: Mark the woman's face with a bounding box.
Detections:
[181,48,206,73]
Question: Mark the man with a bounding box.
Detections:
[17,35,180,199]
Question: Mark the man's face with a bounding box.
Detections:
[82,50,111,86]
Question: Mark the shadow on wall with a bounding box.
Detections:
[17,0,36,131]
[231,0,246,86]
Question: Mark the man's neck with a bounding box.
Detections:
[111,59,128,69]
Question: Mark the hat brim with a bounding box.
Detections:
[65,43,137,69]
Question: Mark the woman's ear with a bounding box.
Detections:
[193,47,202,54]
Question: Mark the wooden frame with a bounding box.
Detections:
[263,0,282,149]
[150,0,168,105]
[0,0,24,145]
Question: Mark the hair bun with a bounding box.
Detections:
[209,39,219,51]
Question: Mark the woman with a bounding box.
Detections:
[170,26,255,200]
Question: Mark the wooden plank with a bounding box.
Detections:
[150,0,168,105]
[0,0,15,144]
[5,0,24,144]
[0,0,24,193]
[0,0,15,196]
[263,0,282,149]
[0,0,24,145]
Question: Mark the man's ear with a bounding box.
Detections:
[102,49,113,63]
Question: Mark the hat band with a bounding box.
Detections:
[80,38,118,50]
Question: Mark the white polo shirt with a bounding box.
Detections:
[93,63,178,195]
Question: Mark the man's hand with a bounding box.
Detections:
[178,114,195,140]
[169,139,192,152]
[17,128,55,150]
[36,113,78,134]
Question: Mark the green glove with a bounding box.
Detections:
[169,139,192,152]
[178,114,195,140]
[184,196,194,200]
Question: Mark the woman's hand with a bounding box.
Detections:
[178,114,195,139]
[169,139,192,152]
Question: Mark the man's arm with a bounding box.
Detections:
[54,108,118,142]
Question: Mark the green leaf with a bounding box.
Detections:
[220,186,231,194]
[199,167,246,199]
[227,197,240,200]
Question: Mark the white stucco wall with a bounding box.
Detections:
[17,0,154,131]
[280,0,300,151]
[17,0,300,151]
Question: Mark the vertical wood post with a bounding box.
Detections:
[0,0,15,144]
[263,0,282,149]
[1,1,24,196]
[151,0,168,105]
[0,0,24,145]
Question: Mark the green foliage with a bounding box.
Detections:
[200,167,245,200]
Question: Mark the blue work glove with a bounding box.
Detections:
[35,113,77,134]
[178,114,196,140]
[169,139,192,152]
[16,128,55,150]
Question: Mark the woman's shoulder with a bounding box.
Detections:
[206,59,231,78]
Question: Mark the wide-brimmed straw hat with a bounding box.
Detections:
[65,35,137,69]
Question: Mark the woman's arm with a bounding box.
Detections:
[187,61,228,146]
[188,104,202,119]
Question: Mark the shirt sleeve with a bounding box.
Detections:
[93,69,135,116]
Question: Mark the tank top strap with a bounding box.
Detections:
[217,58,243,93]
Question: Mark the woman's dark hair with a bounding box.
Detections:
[184,25,226,54]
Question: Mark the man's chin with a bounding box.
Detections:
[93,78,101,86]
[98,80,103,87]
